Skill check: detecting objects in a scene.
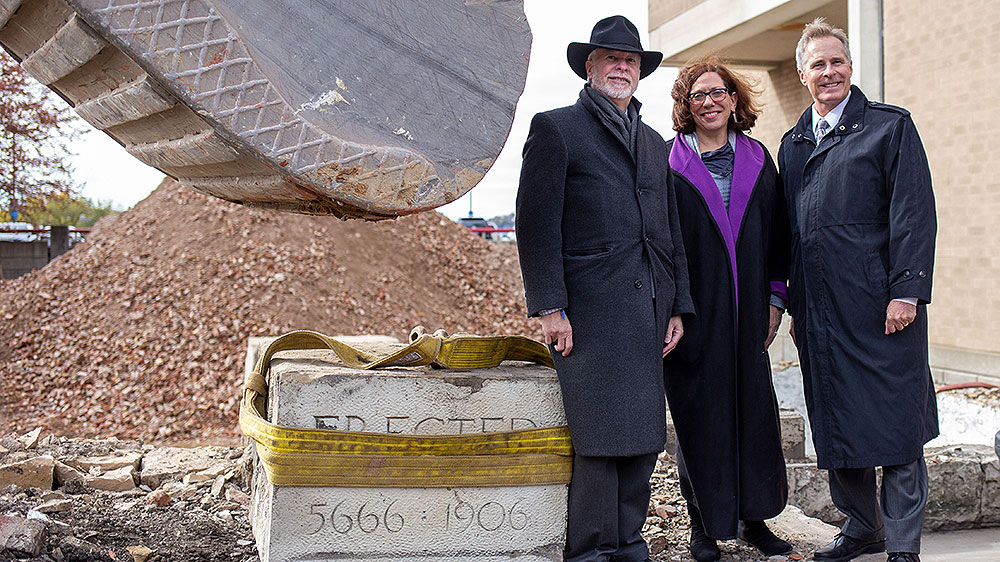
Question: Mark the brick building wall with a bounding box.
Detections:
[743,60,814,156]
[882,0,1000,353]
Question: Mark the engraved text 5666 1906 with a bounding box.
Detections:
[305,499,529,536]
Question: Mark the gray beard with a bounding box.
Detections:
[589,74,636,101]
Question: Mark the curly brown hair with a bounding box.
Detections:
[671,56,762,134]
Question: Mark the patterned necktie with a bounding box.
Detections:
[816,118,830,141]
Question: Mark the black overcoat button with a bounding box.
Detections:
[634,280,643,289]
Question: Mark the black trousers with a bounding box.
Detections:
[564,452,659,562]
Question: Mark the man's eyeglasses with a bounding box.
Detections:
[687,88,730,105]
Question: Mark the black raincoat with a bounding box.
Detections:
[778,86,939,470]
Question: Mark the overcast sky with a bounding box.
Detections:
[72,0,678,220]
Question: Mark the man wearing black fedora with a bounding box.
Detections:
[516,15,693,562]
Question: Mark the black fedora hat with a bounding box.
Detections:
[567,15,663,80]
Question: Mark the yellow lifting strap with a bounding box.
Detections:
[239,328,573,488]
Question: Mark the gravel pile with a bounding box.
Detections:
[0,179,535,442]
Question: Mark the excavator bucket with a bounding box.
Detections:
[0,0,531,219]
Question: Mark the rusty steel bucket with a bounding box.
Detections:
[0,0,530,219]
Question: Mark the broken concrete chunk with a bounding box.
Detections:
[34,498,72,513]
[85,465,136,492]
[126,544,155,562]
[17,428,42,449]
[196,464,227,479]
[210,474,226,498]
[0,514,47,558]
[0,455,54,491]
[160,481,199,501]
[182,472,212,485]
[145,489,170,507]
[64,451,142,474]
[41,490,67,501]
[140,446,230,488]
[224,487,249,505]
[54,460,86,489]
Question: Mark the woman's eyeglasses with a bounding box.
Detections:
[687,88,730,105]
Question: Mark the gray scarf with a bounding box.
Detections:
[581,85,639,157]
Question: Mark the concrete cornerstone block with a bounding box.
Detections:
[247,340,569,562]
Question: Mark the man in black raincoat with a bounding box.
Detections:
[778,19,938,562]
[516,15,693,562]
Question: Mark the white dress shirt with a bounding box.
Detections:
[811,91,851,140]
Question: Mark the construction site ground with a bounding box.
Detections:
[1,180,998,561]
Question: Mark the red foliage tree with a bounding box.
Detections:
[0,49,80,221]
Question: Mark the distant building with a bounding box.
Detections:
[649,0,1000,385]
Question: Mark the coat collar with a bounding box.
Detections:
[788,85,869,144]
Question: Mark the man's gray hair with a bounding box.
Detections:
[586,49,598,83]
[795,17,851,72]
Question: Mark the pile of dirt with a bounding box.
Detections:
[0,179,536,442]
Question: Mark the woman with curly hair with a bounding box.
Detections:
[662,57,792,561]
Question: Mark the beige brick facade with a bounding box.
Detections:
[880,0,1000,352]
[743,61,814,157]
[650,0,709,30]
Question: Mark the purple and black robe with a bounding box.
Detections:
[663,132,789,539]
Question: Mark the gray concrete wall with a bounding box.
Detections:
[0,241,48,279]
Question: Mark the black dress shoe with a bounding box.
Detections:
[738,520,793,555]
[887,553,920,562]
[814,533,886,562]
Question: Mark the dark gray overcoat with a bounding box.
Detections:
[778,86,939,470]
[516,87,694,457]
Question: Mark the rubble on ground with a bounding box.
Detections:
[0,428,838,562]
[0,428,254,562]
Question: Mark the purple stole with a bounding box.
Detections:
[668,133,777,313]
